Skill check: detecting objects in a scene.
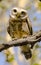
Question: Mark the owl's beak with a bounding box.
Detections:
[16,13,21,18]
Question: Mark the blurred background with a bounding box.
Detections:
[0,0,41,65]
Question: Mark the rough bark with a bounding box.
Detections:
[0,30,41,52]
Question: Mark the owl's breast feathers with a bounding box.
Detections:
[7,19,30,39]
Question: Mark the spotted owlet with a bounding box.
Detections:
[7,7,33,59]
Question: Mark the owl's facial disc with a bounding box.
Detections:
[10,7,27,20]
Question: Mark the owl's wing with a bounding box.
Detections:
[26,18,34,48]
[26,18,33,35]
[7,26,10,35]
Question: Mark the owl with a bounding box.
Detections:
[7,7,33,59]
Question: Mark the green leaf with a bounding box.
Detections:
[26,6,31,10]
[33,17,37,21]
[6,55,14,62]
[38,2,41,8]
[0,3,6,9]
[37,2,41,10]
[33,63,39,65]
[0,37,3,40]
[35,44,40,48]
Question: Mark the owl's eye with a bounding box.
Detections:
[13,9,17,13]
[21,11,26,16]
[12,8,17,15]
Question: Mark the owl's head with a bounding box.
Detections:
[10,7,27,20]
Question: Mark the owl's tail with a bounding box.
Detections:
[22,49,32,59]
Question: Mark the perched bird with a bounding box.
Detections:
[7,7,33,59]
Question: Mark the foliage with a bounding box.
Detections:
[33,17,37,21]
[6,54,14,62]
[33,63,39,65]
[38,2,41,10]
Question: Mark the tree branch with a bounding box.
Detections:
[0,30,41,52]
